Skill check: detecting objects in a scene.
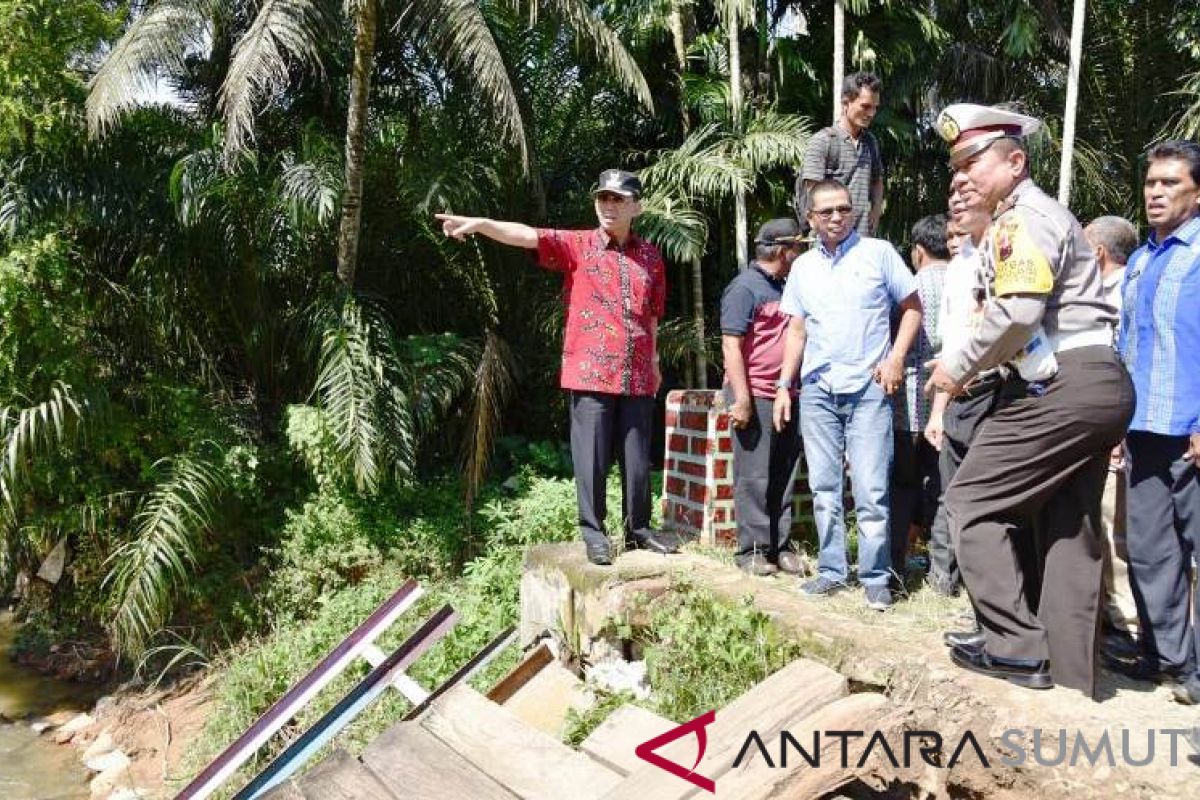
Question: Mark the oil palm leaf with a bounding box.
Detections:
[103,450,227,660]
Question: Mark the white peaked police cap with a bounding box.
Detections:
[935,103,1042,167]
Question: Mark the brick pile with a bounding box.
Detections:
[661,389,814,546]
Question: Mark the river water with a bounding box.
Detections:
[0,613,93,799]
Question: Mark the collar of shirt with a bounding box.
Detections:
[1102,266,1126,293]
[992,178,1036,220]
[1146,215,1200,251]
[817,230,860,261]
[594,228,642,251]
[751,262,787,288]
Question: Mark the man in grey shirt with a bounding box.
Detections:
[796,72,885,235]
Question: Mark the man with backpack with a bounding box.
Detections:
[796,72,885,235]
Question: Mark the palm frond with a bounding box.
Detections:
[635,188,708,264]
[730,111,810,173]
[542,0,654,112]
[1168,68,1200,140]
[0,383,89,524]
[278,132,343,229]
[104,451,226,660]
[86,0,213,138]
[219,0,330,157]
[640,124,750,199]
[655,316,718,368]
[399,0,531,168]
[462,329,515,510]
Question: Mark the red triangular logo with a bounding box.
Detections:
[634,709,717,793]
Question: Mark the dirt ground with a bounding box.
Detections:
[58,673,214,799]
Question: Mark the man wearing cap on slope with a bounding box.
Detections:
[435,170,681,566]
[721,219,808,577]
[772,179,924,611]
[926,104,1135,696]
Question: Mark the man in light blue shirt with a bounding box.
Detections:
[1116,140,1200,706]
[773,179,923,610]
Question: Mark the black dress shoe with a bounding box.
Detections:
[1102,653,1184,685]
[626,529,681,555]
[950,645,1054,690]
[943,628,986,649]
[585,543,612,565]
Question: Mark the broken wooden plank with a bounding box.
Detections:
[362,722,516,800]
[256,781,304,800]
[581,705,677,776]
[601,658,848,800]
[486,642,554,705]
[421,684,622,800]
[293,749,397,800]
[716,693,906,800]
[502,659,591,738]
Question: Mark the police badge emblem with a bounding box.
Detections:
[936,111,961,143]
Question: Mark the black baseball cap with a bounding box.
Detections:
[754,218,805,246]
[593,169,643,199]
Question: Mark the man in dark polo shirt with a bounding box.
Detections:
[721,219,807,576]
[436,170,681,565]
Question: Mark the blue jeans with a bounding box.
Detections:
[800,380,894,586]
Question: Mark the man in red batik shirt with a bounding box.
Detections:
[436,169,681,565]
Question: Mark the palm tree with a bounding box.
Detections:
[87,0,654,289]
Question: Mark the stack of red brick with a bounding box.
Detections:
[661,389,814,546]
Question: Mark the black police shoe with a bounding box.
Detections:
[949,645,1053,690]
[943,628,986,649]
[585,542,613,566]
[625,529,681,555]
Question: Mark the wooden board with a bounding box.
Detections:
[601,658,847,800]
[581,705,677,775]
[421,684,622,800]
[256,781,304,800]
[486,642,554,704]
[294,749,397,800]
[363,722,516,800]
[715,693,902,800]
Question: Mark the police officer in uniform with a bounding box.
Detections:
[926,104,1135,696]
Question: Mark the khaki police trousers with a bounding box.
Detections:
[946,346,1134,697]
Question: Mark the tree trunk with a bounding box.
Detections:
[728,4,748,271]
[336,0,379,289]
[668,3,691,135]
[832,0,845,125]
[1058,0,1086,206]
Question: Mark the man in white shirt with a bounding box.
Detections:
[1083,215,1140,652]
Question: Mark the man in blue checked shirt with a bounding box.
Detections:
[772,178,923,611]
[1116,139,1200,706]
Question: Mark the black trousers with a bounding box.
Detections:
[1125,431,1200,680]
[927,388,1000,594]
[731,395,803,562]
[889,430,941,576]
[946,346,1134,697]
[569,391,654,548]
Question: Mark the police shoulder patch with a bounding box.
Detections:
[990,213,1054,296]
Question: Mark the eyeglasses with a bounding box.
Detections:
[810,205,853,219]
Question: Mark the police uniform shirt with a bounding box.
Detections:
[941,179,1116,383]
